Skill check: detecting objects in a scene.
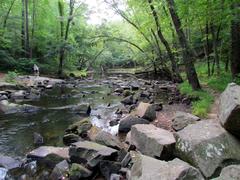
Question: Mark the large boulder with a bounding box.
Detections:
[172,111,200,131]
[27,146,69,168]
[214,165,240,180]
[69,141,118,168]
[0,155,21,170]
[219,83,240,138]
[0,100,40,114]
[0,168,9,180]
[130,124,175,160]
[89,129,124,150]
[175,120,240,178]
[65,118,92,138]
[118,115,149,133]
[133,102,156,121]
[130,153,204,180]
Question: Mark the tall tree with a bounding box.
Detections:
[58,0,75,76]
[147,0,182,83]
[21,0,25,56]
[231,1,240,79]
[24,0,30,58]
[2,0,16,29]
[166,0,201,90]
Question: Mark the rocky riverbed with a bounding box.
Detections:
[0,75,239,179]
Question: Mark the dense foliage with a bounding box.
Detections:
[0,0,239,83]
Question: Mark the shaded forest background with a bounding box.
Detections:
[0,0,240,90]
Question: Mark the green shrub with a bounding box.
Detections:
[5,71,18,83]
[179,81,214,118]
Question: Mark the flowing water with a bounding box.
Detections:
[0,80,121,158]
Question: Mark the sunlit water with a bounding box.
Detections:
[0,80,121,158]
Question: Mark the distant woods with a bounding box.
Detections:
[0,0,240,87]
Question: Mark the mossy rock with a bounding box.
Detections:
[69,163,92,179]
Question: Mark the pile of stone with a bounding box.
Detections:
[3,83,240,179]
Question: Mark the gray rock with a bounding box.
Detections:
[0,82,25,91]
[50,160,69,180]
[0,95,8,101]
[69,141,118,168]
[0,100,40,114]
[121,95,134,105]
[114,88,124,94]
[175,120,240,178]
[118,115,149,133]
[69,163,92,180]
[130,153,204,180]
[99,161,121,180]
[0,155,21,170]
[219,83,240,138]
[63,133,81,146]
[65,118,92,138]
[130,82,140,91]
[27,146,69,168]
[214,165,240,180]
[172,111,200,131]
[91,130,124,150]
[131,124,175,159]
[33,132,44,146]
[10,90,26,99]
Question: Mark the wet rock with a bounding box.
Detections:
[134,102,156,122]
[0,155,22,170]
[0,95,8,101]
[109,119,119,127]
[175,120,240,178]
[69,141,118,168]
[27,146,69,166]
[63,133,81,146]
[118,115,149,133]
[69,163,92,180]
[24,161,37,177]
[114,88,124,94]
[130,82,140,91]
[130,153,203,180]
[214,165,240,180]
[121,95,134,105]
[65,118,92,138]
[0,100,40,114]
[130,124,175,160]
[122,90,132,97]
[90,130,124,150]
[10,90,26,99]
[50,160,69,180]
[219,83,240,138]
[0,168,9,180]
[140,91,151,98]
[33,132,44,146]
[172,111,200,131]
[99,161,121,180]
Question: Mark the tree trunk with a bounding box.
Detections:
[147,0,183,83]
[3,0,16,29]
[166,0,201,90]
[24,0,30,58]
[21,0,25,56]
[30,0,36,58]
[231,1,240,79]
[58,0,75,77]
[210,24,220,75]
